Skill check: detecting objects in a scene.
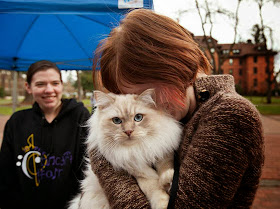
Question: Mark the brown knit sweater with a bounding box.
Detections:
[90,75,264,209]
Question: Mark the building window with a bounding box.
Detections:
[254,56,258,63]
[239,69,242,76]
[210,48,215,53]
[254,78,258,87]
[223,49,230,54]
[233,49,240,54]
[229,69,233,74]
[229,58,233,65]
[254,67,258,74]
[239,59,243,65]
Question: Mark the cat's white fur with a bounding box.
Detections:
[69,89,182,209]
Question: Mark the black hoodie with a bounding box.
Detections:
[0,99,90,209]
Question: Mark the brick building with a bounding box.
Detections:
[194,36,277,95]
[0,70,26,96]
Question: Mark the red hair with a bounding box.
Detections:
[93,9,211,110]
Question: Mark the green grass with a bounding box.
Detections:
[0,99,14,105]
[1,97,280,116]
[245,96,280,115]
[82,99,92,113]
[0,105,32,115]
[0,98,31,115]
[0,98,92,115]
[82,99,91,106]
[245,96,280,104]
[255,105,280,115]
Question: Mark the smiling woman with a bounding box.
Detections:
[0,60,90,209]
[25,62,63,122]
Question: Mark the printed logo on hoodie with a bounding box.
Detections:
[16,134,73,186]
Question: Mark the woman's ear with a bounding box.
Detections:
[25,82,32,94]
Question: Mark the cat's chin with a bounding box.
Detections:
[119,137,138,146]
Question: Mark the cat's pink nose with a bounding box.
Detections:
[124,130,133,136]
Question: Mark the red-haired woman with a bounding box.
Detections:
[91,9,264,209]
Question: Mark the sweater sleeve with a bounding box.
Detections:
[90,149,151,209]
[174,97,264,208]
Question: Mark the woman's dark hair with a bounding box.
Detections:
[27,60,61,84]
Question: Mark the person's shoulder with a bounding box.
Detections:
[9,108,33,120]
[4,108,33,129]
[218,92,260,117]
[206,92,262,130]
[63,98,87,110]
[63,98,90,117]
[74,99,90,115]
[196,75,260,120]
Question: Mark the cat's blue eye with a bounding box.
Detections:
[112,117,122,124]
[134,114,143,122]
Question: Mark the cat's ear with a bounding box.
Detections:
[94,90,115,109]
[137,88,156,107]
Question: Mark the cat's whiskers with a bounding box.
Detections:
[103,138,117,149]
[132,131,146,138]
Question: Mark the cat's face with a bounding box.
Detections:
[94,89,160,146]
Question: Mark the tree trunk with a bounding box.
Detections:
[22,91,33,104]
[1,70,5,88]
[76,70,82,102]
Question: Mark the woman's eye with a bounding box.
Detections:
[134,114,143,122]
[112,117,122,124]
[53,82,60,86]
[36,83,45,87]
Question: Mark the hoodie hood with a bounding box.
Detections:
[33,98,84,122]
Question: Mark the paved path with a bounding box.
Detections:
[0,115,9,146]
[252,115,280,209]
[0,114,280,208]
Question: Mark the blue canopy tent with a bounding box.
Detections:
[0,0,154,111]
[0,0,153,71]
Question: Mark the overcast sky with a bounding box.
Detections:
[63,0,280,80]
[153,0,280,50]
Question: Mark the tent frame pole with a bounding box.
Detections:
[12,71,18,113]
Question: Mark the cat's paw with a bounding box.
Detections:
[151,190,169,209]
[159,168,174,193]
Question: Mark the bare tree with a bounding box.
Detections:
[193,0,242,74]
[274,70,280,93]
[254,0,279,103]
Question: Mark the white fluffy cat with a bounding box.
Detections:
[69,89,182,209]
